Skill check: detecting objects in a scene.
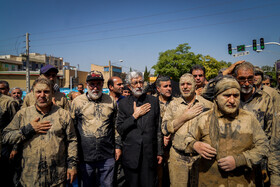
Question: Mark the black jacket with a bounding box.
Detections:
[116,94,163,169]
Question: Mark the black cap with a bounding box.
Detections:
[86,70,104,82]
[40,65,58,75]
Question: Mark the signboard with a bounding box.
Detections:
[233,51,249,58]
[237,45,245,52]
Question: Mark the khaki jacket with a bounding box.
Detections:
[3,105,77,186]
[184,108,269,186]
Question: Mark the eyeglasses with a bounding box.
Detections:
[87,82,103,87]
[237,76,254,83]
[131,81,144,85]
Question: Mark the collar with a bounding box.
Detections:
[241,85,262,103]
[35,103,54,116]
[179,95,199,106]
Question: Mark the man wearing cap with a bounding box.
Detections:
[3,77,78,186]
[162,73,212,187]
[22,65,70,110]
[181,75,268,186]
[71,71,121,187]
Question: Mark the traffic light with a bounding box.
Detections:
[260,38,264,50]
[228,44,232,55]
[253,39,257,51]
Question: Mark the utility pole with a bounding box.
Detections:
[109,60,112,78]
[26,33,30,93]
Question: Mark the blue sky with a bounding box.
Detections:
[1,0,280,73]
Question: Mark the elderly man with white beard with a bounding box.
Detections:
[223,61,275,186]
[116,71,163,187]
[71,71,121,187]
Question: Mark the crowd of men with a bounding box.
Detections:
[0,61,279,187]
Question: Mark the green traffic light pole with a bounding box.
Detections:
[232,42,280,52]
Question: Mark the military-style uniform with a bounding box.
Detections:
[71,93,121,162]
[3,104,77,187]
[162,95,212,187]
[183,108,269,186]
[22,91,70,110]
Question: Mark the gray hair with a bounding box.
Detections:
[233,61,254,77]
[11,87,23,94]
[125,71,143,85]
[263,75,271,81]
[156,76,171,88]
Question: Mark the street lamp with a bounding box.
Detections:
[109,60,123,78]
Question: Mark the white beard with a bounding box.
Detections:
[131,87,143,97]
[241,85,253,94]
[87,87,102,100]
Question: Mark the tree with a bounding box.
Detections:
[152,43,230,81]
[143,66,150,82]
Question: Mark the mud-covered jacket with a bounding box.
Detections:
[269,112,280,186]
[240,88,274,137]
[0,93,19,158]
[71,93,121,162]
[22,91,70,110]
[183,108,268,186]
[162,95,213,136]
[3,104,77,187]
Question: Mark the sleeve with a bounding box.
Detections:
[268,113,280,185]
[114,102,122,149]
[156,98,163,156]
[235,117,269,169]
[3,112,36,145]
[62,96,70,111]
[65,113,78,170]
[115,100,137,138]
[173,116,201,153]
[21,93,31,108]
[161,103,174,136]
[264,95,274,138]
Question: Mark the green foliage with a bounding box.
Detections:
[143,66,150,82]
[152,43,231,81]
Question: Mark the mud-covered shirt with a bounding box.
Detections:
[0,94,19,157]
[240,88,274,138]
[3,104,77,187]
[22,91,70,111]
[269,112,280,186]
[162,95,213,136]
[184,108,269,186]
[71,93,121,162]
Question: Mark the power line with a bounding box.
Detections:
[31,2,279,42]
[0,35,25,42]
[31,13,280,48]
[30,0,241,36]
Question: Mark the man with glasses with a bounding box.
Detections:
[190,64,207,96]
[116,71,163,187]
[224,61,275,186]
[71,71,121,187]
[22,65,70,110]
